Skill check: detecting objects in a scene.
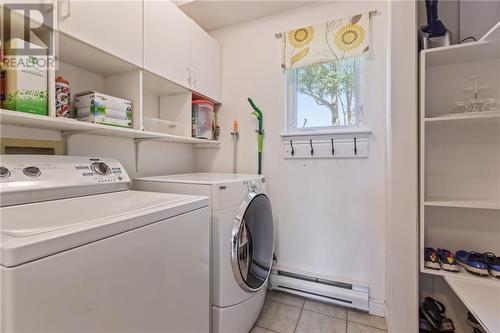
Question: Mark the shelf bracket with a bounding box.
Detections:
[133,137,157,173]
[61,130,97,155]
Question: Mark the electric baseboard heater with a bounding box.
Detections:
[269,268,369,311]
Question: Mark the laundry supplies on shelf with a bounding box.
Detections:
[2,38,48,116]
[55,76,71,118]
[192,100,214,139]
[73,91,132,128]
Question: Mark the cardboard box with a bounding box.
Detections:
[2,38,48,115]
[74,91,132,112]
[75,106,131,121]
[78,114,132,128]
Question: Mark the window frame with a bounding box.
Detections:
[285,59,362,135]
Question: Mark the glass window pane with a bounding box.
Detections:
[295,60,357,129]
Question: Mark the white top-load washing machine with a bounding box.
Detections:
[0,155,210,333]
[133,174,274,333]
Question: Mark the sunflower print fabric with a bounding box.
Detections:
[279,13,370,69]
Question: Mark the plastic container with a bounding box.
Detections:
[143,117,183,135]
[55,76,70,117]
[192,100,214,139]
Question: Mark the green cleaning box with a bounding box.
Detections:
[2,38,48,115]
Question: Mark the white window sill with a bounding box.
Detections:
[280,127,372,138]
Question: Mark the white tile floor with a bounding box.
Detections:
[251,290,387,333]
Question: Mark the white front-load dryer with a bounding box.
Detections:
[133,174,274,333]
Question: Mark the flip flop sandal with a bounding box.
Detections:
[467,311,486,333]
[484,252,500,278]
[455,250,489,276]
[421,297,446,329]
[438,316,455,332]
[420,309,437,332]
[420,318,434,332]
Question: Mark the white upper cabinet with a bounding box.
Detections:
[144,0,191,89]
[189,21,221,102]
[57,0,142,67]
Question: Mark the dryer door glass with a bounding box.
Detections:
[233,193,274,291]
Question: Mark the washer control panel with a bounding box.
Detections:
[0,155,130,206]
[243,177,264,193]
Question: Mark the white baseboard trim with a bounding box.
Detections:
[369,299,386,317]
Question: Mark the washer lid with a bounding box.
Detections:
[134,173,262,185]
[0,190,208,267]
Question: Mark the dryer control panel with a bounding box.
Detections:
[0,155,130,207]
[243,178,264,194]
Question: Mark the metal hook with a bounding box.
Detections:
[290,140,295,156]
[331,138,335,155]
[309,139,314,156]
[354,137,358,155]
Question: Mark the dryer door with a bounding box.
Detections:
[231,192,274,292]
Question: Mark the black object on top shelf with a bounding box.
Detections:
[422,0,448,38]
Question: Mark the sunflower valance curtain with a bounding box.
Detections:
[278,13,370,70]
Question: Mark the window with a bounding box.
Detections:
[286,59,361,132]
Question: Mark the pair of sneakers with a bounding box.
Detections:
[455,250,500,277]
[424,248,459,272]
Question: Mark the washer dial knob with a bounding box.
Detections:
[91,162,110,175]
[23,166,41,177]
[0,167,11,179]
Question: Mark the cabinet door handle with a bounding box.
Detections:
[186,67,192,82]
[59,0,71,20]
[192,68,198,85]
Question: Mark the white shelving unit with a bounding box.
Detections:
[419,23,500,333]
[0,6,221,161]
[0,109,220,146]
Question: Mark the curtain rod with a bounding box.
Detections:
[275,10,378,39]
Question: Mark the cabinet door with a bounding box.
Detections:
[144,0,191,88]
[189,21,221,102]
[58,0,142,66]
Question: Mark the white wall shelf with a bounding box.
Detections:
[424,198,500,210]
[0,109,220,146]
[425,111,500,125]
[421,268,499,287]
[422,39,500,68]
[445,276,500,333]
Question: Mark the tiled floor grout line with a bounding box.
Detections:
[292,305,304,333]
[301,307,347,321]
[346,320,387,332]
[264,295,387,332]
[266,298,303,309]
[254,324,281,333]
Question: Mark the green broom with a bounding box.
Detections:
[248,98,263,175]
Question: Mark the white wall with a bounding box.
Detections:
[0,125,197,178]
[385,1,418,332]
[196,1,388,314]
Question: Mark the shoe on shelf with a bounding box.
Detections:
[467,311,486,333]
[436,249,459,272]
[438,316,455,332]
[484,252,500,278]
[455,250,489,276]
[420,298,455,332]
[425,247,440,270]
[421,297,445,329]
